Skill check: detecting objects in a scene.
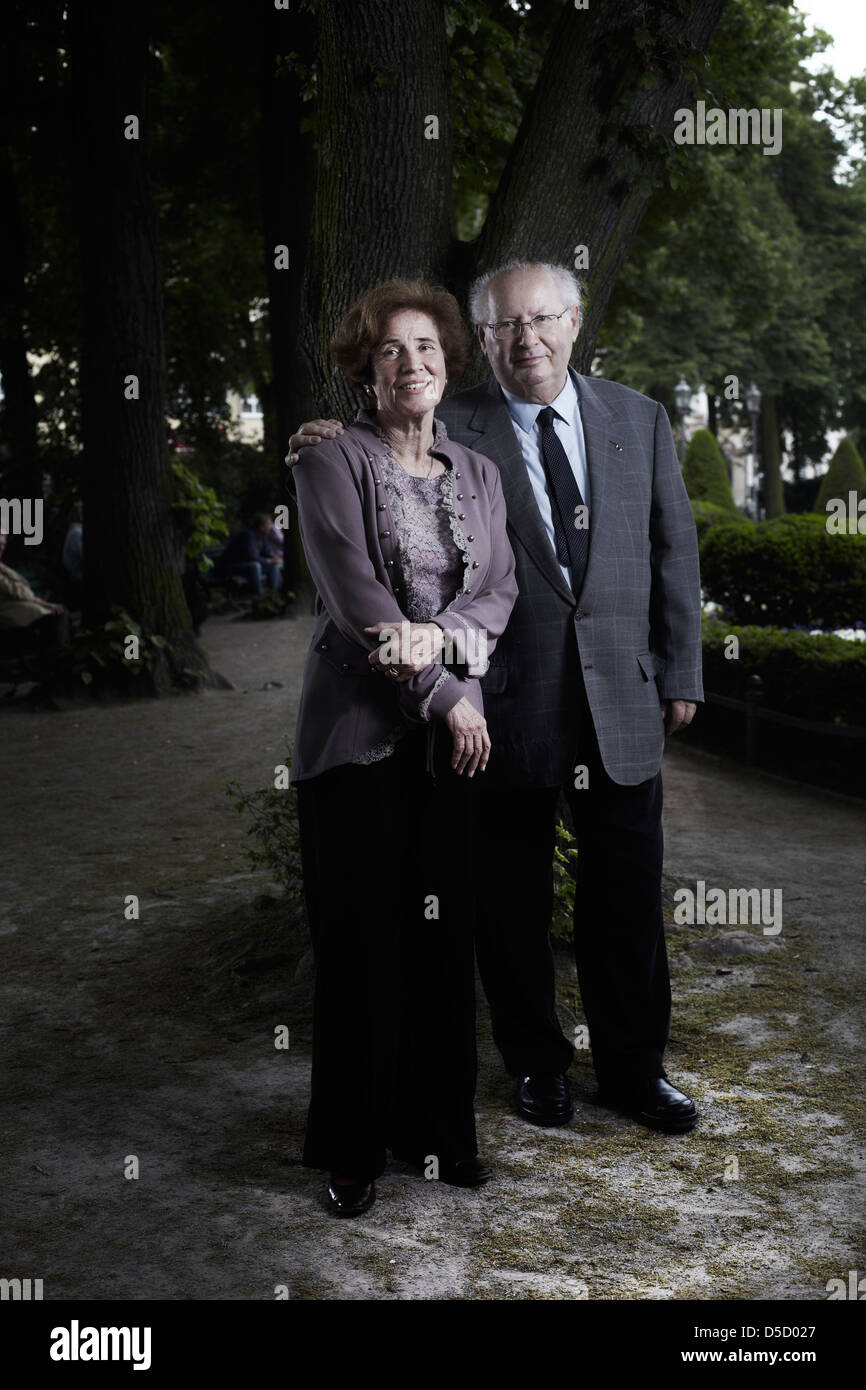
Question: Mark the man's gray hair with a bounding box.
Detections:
[468,260,584,326]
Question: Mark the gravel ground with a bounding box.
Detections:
[1,611,863,1301]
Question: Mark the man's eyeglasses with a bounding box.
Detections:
[485,307,575,341]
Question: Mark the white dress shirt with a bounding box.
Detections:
[500,372,590,593]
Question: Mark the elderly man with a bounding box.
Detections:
[288,260,703,1135]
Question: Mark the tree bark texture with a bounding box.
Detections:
[301,0,453,419]
[298,0,729,406]
[0,146,40,500]
[73,0,210,689]
[474,0,730,374]
[760,392,786,518]
[259,2,317,584]
[0,4,42,500]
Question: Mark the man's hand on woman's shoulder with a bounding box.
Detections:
[285,419,344,467]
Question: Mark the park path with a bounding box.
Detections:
[1,612,863,1300]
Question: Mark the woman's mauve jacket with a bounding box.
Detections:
[291,415,518,782]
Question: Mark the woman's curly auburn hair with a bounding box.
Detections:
[330,279,469,388]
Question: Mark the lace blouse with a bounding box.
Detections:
[353,415,466,764]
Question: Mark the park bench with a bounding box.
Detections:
[194,545,253,610]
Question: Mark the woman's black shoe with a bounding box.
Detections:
[326,1178,376,1216]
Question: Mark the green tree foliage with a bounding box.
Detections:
[701,616,866,725]
[598,0,866,493]
[168,461,228,563]
[8,0,861,632]
[682,429,738,510]
[814,437,866,514]
[3,1,731,490]
[691,499,750,544]
[445,1,561,242]
[700,514,866,627]
[2,5,268,467]
[300,0,729,418]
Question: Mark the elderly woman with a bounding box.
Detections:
[291,280,517,1216]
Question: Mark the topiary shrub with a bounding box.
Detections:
[701,616,866,725]
[682,429,739,512]
[699,513,866,628]
[691,499,751,545]
[814,437,866,516]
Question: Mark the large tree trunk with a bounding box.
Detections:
[297,0,728,411]
[258,1,317,586]
[0,146,40,502]
[73,0,211,692]
[473,0,730,374]
[0,4,41,503]
[301,0,453,420]
[760,392,785,518]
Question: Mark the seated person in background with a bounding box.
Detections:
[217,513,282,598]
[0,531,70,663]
[61,502,84,610]
[260,512,285,566]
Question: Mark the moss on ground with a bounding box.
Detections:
[476,896,866,1299]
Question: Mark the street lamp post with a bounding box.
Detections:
[745,381,762,520]
[674,377,691,464]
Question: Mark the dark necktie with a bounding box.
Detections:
[537,405,589,596]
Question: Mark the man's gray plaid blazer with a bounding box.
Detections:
[436,367,704,787]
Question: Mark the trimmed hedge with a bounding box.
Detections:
[814,436,866,515]
[701,616,866,725]
[691,499,750,545]
[699,513,866,627]
[682,428,738,511]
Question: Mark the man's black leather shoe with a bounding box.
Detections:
[515,1073,574,1127]
[326,1178,376,1216]
[391,1152,492,1187]
[596,1076,699,1134]
[439,1157,492,1187]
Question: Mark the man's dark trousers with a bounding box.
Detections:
[474,664,671,1090]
